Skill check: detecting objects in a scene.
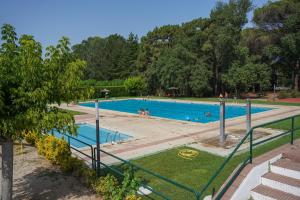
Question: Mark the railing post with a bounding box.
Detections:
[246,98,251,133]
[291,117,295,145]
[220,99,226,143]
[249,129,253,164]
[195,192,201,200]
[95,100,101,176]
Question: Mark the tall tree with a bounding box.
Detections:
[253,0,300,90]
[204,0,252,95]
[0,24,88,200]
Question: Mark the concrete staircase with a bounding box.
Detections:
[250,150,300,200]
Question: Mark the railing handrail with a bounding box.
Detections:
[199,114,300,199]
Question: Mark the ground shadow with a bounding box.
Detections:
[13,166,93,200]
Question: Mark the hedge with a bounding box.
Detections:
[92,86,129,98]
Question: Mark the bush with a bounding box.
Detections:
[23,130,40,145]
[93,172,141,200]
[278,90,300,99]
[290,91,300,98]
[125,195,142,200]
[124,76,147,96]
[36,135,71,165]
[92,86,129,98]
[93,174,118,199]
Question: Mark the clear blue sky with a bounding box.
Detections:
[0,0,268,48]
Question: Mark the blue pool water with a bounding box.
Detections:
[80,99,273,123]
[54,124,131,148]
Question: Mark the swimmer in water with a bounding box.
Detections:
[205,112,211,117]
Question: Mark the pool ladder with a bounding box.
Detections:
[105,131,121,144]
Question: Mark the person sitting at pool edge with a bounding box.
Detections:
[145,109,150,116]
[138,108,145,116]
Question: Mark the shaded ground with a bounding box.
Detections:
[0,143,100,200]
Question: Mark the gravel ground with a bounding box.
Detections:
[0,143,100,200]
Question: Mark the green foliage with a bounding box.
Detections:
[73,34,139,80]
[124,76,147,96]
[0,24,89,140]
[93,172,141,200]
[278,90,300,99]
[93,174,118,198]
[23,130,41,145]
[92,86,129,98]
[70,0,300,96]
[253,0,300,90]
[80,79,125,87]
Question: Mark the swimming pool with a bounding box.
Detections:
[54,123,131,148]
[80,99,273,123]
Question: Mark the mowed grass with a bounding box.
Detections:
[128,115,300,200]
[58,108,87,115]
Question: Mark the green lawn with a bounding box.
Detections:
[58,108,87,115]
[126,115,300,200]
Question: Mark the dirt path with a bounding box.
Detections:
[0,144,100,200]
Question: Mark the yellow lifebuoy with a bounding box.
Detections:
[178,149,199,160]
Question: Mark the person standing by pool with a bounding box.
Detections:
[225,92,228,101]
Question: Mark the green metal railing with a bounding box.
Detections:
[200,114,300,200]
[63,114,299,200]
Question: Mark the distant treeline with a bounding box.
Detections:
[73,0,300,97]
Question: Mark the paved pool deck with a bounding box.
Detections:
[59,98,300,165]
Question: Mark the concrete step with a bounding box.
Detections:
[261,172,300,196]
[251,185,300,200]
[283,149,300,162]
[271,158,300,179]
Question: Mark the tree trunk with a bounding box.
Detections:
[1,138,13,200]
[214,65,219,96]
[295,59,299,91]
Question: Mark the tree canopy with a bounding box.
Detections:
[72,0,299,97]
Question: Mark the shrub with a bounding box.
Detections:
[125,195,142,200]
[278,91,289,99]
[93,174,118,199]
[92,86,129,98]
[23,130,40,145]
[36,135,71,165]
[124,76,146,96]
[290,91,300,98]
[93,171,141,200]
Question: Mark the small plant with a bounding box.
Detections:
[93,171,141,200]
[125,194,142,200]
[93,174,119,199]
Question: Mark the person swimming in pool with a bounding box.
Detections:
[205,111,211,117]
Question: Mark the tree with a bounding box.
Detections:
[223,47,271,96]
[73,34,139,81]
[253,0,300,90]
[204,0,252,95]
[0,24,88,200]
[124,76,146,96]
